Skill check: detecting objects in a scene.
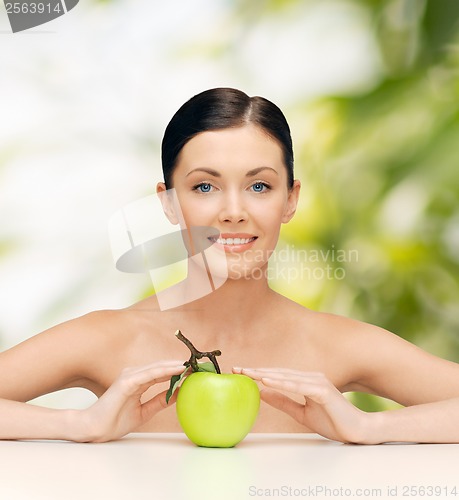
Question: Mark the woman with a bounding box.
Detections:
[1,87,459,444]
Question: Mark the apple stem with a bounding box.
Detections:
[175,330,222,374]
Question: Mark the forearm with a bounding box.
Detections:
[0,398,88,442]
[367,396,459,444]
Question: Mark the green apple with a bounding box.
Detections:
[176,372,260,448]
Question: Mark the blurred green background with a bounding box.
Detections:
[269,0,459,410]
[1,0,459,412]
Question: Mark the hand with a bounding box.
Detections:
[78,360,185,443]
[233,367,372,444]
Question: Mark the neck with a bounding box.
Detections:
[178,267,275,344]
[200,276,271,315]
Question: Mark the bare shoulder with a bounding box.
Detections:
[305,309,424,358]
[272,293,374,343]
[0,309,126,401]
[266,293,366,354]
[296,307,418,363]
[78,297,167,357]
[302,309,459,403]
[0,308,138,371]
[271,296,423,386]
[284,300,400,346]
[0,295,168,401]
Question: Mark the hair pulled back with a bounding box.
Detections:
[161,88,294,189]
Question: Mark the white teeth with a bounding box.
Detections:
[213,237,255,245]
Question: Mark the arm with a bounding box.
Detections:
[370,397,459,444]
[234,316,459,444]
[340,318,459,406]
[0,312,184,442]
[347,318,459,443]
[0,361,184,442]
[0,312,108,404]
[234,367,459,444]
[0,398,81,441]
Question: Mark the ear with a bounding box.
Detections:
[156,182,179,225]
[282,180,301,223]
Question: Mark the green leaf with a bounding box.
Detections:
[196,361,217,373]
[165,367,188,404]
[165,362,218,404]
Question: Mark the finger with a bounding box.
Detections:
[239,367,324,377]
[127,360,186,375]
[140,389,176,421]
[260,389,305,424]
[135,364,186,385]
[118,364,186,396]
[260,373,327,386]
[233,368,277,381]
[261,376,335,405]
[260,376,324,396]
[234,367,286,375]
[236,368,325,384]
[261,376,305,394]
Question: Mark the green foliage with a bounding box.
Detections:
[166,362,217,404]
[268,0,459,409]
[348,392,403,413]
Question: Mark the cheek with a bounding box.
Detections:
[179,197,217,227]
[251,198,286,225]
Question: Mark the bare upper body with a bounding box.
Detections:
[1,283,458,435]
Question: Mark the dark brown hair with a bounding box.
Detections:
[161,88,294,188]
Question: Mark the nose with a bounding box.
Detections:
[218,190,248,224]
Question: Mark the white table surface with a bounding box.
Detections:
[0,433,458,500]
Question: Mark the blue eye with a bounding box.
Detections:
[194,183,213,193]
[251,182,269,193]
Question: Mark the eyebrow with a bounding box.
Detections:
[186,166,279,177]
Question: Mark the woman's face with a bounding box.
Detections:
[158,124,300,279]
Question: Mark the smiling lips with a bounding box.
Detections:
[208,233,257,251]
